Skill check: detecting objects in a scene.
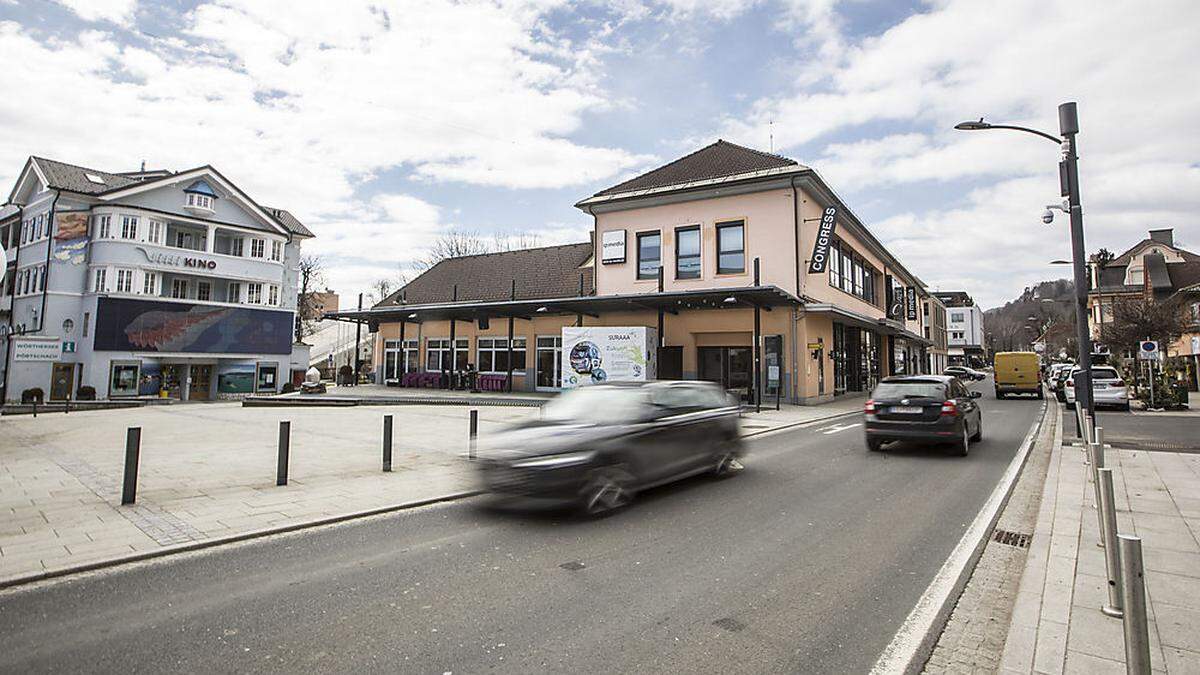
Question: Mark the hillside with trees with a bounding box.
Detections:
[982,279,1077,358]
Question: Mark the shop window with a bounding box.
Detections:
[255,363,278,392]
[637,231,661,280]
[716,221,745,274]
[426,338,469,372]
[675,225,700,279]
[477,337,527,373]
[110,362,140,397]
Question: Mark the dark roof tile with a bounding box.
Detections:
[32,157,138,194]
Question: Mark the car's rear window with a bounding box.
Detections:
[1090,368,1120,380]
[872,382,947,399]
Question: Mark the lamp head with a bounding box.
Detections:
[954,118,991,131]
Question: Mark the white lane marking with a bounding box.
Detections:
[821,423,861,435]
[869,402,1047,675]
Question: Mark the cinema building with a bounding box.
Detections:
[1,157,313,402]
[337,141,937,403]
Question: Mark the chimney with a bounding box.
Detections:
[1148,228,1173,247]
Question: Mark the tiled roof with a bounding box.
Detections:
[31,157,138,194]
[1107,238,1200,266]
[377,242,594,307]
[591,140,802,197]
[262,206,315,238]
[1167,261,1200,291]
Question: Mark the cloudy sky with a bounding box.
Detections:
[2,0,1197,309]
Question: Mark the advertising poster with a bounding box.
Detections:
[93,297,293,354]
[53,212,89,266]
[561,326,656,388]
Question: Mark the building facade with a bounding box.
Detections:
[923,294,949,374]
[1,157,313,402]
[340,141,934,403]
[935,291,985,366]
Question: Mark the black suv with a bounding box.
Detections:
[864,375,983,455]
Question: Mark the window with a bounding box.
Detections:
[426,338,468,372]
[109,362,140,397]
[147,219,164,244]
[829,244,841,288]
[197,281,211,301]
[120,215,139,240]
[230,237,244,257]
[675,225,701,279]
[841,248,853,294]
[255,363,278,393]
[271,241,282,262]
[250,238,265,258]
[247,283,263,304]
[716,221,745,274]
[637,231,661,280]
[227,282,242,303]
[116,268,134,293]
[142,272,158,296]
[83,312,89,338]
[477,337,528,373]
[186,193,213,210]
[950,312,963,323]
[93,268,107,293]
[171,278,188,299]
[267,284,279,306]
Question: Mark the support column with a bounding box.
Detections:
[180,363,191,402]
[352,293,363,385]
[507,279,515,393]
[657,267,665,350]
[753,258,761,413]
[398,320,406,381]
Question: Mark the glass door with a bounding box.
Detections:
[190,364,212,400]
[536,336,562,389]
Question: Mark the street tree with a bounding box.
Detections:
[1098,295,1189,356]
[295,254,325,341]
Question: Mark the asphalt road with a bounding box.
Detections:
[1063,405,1199,452]
[0,383,1043,675]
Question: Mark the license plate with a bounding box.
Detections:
[890,406,923,414]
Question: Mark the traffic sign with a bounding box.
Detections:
[1137,340,1160,360]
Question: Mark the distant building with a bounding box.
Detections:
[0,157,314,402]
[923,293,949,373]
[934,291,985,366]
[301,290,339,320]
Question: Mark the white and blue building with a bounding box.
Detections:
[0,157,313,402]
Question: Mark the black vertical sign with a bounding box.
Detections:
[807,207,838,274]
[906,286,917,321]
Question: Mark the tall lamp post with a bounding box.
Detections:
[955,102,1094,419]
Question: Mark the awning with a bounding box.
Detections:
[327,285,803,324]
[802,303,933,346]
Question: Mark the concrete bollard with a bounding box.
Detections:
[1097,468,1124,618]
[383,414,393,472]
[468,409,478,461]
[1119,535,1152,674]
[121,427,141,505]
[277,421,290,486]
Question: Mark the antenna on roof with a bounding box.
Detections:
[769,120,774,153]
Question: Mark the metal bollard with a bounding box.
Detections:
[468,409,478,460]
[276,421,290,486]
[121,427,141,505]
[1090,441,1106,548]
[1119,535,1152,674]
[32,398,37,418]
[383,414,393,472]
[1097,468,1124,617]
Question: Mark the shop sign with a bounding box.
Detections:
[13,338,61,362]
[136,246,217,270]
[806,207,838,274]
[906,286,918,321]
[601,229,626,264]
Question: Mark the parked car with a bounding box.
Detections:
[944,366,986,381]
[993,351,1043,399]
[1064,366,1130,411]
[1046,363,1073,392]
[1053,366,1076,402]
[476,381,744,515]
[864,375,983,456]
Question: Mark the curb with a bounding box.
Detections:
[0,490,481,592]
[870,400,1052,675]
[243,396,547,408]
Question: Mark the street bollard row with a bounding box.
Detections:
[1079,416,1153,674]
[120,409,484,504]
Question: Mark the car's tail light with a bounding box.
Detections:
[940,400,959,416]
[1065,379,1074,388]
[1114,380,1126,387]
[864,399,877,414]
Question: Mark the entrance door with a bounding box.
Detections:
[50,363,75,401]
[697,347,753,400]
[657,346,683,380]
[190,365,213,400]
[536,336,562,390]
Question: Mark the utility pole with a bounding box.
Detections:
[1059,102,1095,418]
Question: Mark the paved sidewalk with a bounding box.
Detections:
[999,406,1200,673]
[0,395,862,587]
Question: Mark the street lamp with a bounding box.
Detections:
[955,103,1095,419]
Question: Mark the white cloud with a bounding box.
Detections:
[719,0,1200,307]
[54,0,137,25]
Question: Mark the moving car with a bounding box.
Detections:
[1064,366,1130,411]
[993,351,1043,399]
[944,366,986,381]
[864,375,983,456]
[476,381,744,515]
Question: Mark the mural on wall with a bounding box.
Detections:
[53,212,89,265]
[217,360,256,394]
[94,298,293,354]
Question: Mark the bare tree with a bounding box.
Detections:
[412,230,492,271]
[295,254,325,341]
[491,232,542,252]
[1098,295,1190,357]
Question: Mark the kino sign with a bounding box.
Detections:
[807,207,838,274]
[137,247,217,270]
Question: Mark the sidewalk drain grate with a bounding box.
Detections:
[992,529,1031,549]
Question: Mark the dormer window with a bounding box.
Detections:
[183,180,218,215]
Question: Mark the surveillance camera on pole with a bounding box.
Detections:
[1041,200,1069,225]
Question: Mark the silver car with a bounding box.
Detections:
[1064,366,1130,411]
